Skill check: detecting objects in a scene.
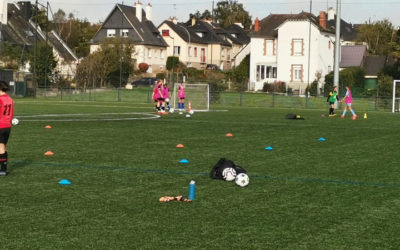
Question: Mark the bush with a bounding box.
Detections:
[262,81,286,93]
[138,62,149,73]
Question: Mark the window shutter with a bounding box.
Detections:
[291,39,294,56]
[263,39,266,56]
[300,65,304,82]
[273,40,276,56]
[290,65,293,82]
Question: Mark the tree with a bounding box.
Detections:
[0,42,29,69]
[75,37,135,88]
[214,0,252,29]
[29,43,58,87]
[357,19,398,56]
[231,54,249,91]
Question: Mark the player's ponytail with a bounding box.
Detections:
[0,81,9,92]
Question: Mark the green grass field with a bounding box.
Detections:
[2,99,400,249]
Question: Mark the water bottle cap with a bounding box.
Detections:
[190,180,195,184]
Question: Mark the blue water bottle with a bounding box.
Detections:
[188,180,196,200]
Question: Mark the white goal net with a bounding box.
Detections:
[172,83,210,111]
[392,80,400,113]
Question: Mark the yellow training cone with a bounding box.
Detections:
[364,113,367,119]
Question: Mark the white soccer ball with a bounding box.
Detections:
[235,173,249,187]
[189,110,194,115]
[11,118,19,126]
[169,108,174,113]
[222,167,237,182]
[186,114,191,118]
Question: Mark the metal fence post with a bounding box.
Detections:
[240,92,243,106]
[305,91,309,109]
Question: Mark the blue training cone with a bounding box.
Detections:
[265,146,273,151]
[179,159,189,164]
[319,137,326,142]
[58,179,71,185]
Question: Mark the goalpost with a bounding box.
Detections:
[172,83,210,111]
[392,80,400,113]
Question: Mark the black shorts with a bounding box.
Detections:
[329,102,335,105]
[0,127,11,144]
[157,98,165,101]
[179,97,185,100]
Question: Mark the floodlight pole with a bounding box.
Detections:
[333,0,341,93]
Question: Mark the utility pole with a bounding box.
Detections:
[44,1,49,98]
[307,0,312,96]
[34,0,38,97]
[333,0,341,95]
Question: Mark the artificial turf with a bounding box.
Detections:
[1,99,400,249]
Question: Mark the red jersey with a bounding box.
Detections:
[0,94,14,128]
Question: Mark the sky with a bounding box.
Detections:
[32,0,400,27]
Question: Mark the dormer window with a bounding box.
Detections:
[231,34,237,38]
[120,29,129,37]
[107,29,116,37]
[196,32,203,38]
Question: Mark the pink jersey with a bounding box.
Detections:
[153,84,163,100]
[345,89,353,104]
[163,86,169,99]
[178,85,185,99]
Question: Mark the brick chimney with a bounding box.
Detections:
[145,3,152,21]
[254,18,260,32]
[319,11,326,29]
[135,1,142,22]
[0,0,7,24]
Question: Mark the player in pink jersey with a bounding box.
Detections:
[152,80,164,114]
[340,85,357,120]
[177,83,185,112]
[162,81,170,111]
[0,81,14,176]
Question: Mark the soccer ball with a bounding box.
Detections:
[222,167,237,181]
[185,114,191,118]
[189,110,194,115]
[235,173,249,187]
[11,118,19,126]
[169,108,174,113]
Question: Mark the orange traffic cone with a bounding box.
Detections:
[187,101,192,112]
[226,133,233,137]
[44,151,54,156]
[45,125,52,129]
[176,144,184,148]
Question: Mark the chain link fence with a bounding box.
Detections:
[14,86,395,112]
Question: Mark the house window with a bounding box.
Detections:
[221,49,225,58]
[162,29,169,36]
[188,46,191,57]
[292,39,304,56]
[107,29,116,37]
[160,49,165,59]
[196,32,203,38]
[148,49,152,58]
[256,64,277,81]
[256,65,260,81]
[292,65,303,82]
[264,39,274,56]
[200,48,206,62]
[120,29,129,37]
[173,46,180,55]
[194,47,198,57]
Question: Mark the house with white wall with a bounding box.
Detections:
[90,2,168,75]
[249,12,335,93]
[158,18,249,70]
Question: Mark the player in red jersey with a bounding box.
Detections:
[0,81,14,176]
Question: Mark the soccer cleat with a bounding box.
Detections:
[0,171,8,176]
